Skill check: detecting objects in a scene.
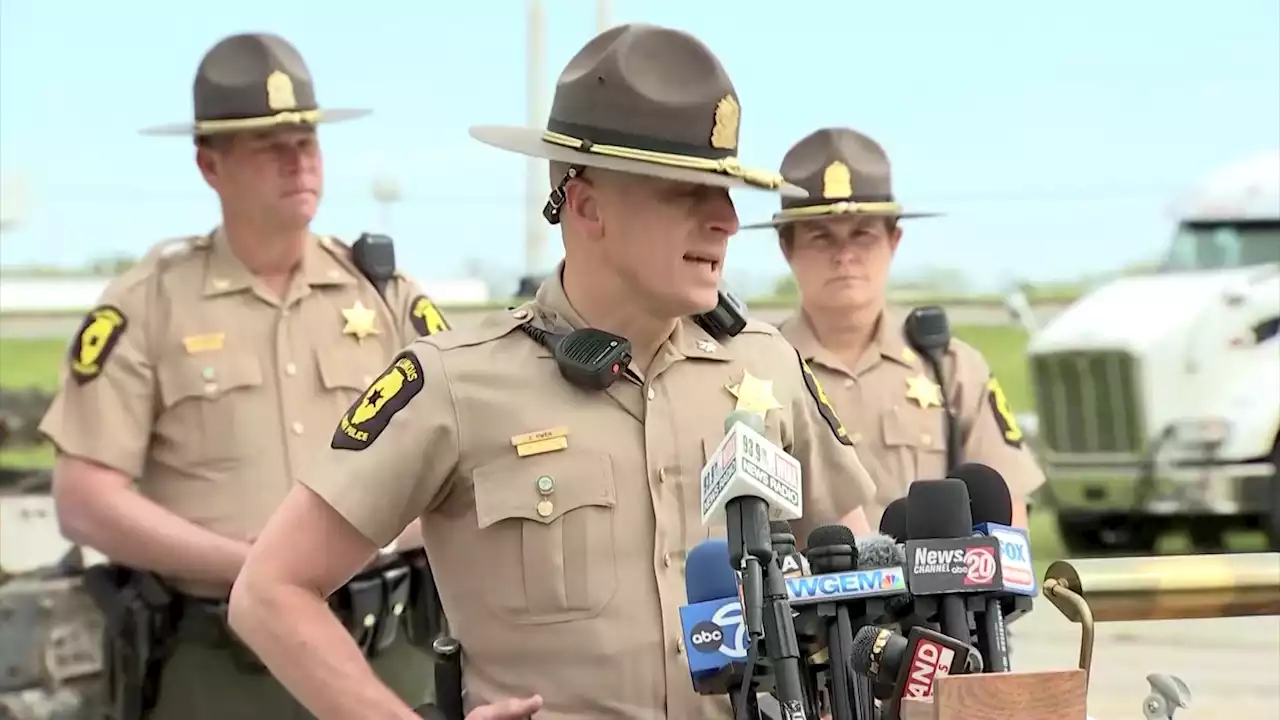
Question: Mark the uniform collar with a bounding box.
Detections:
[779,309,921,377]
[530,262,728,363]
[202,227,356,297]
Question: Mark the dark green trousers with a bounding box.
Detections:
[147,617,435,720]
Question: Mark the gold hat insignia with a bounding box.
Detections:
[822,161,852,199]
[266,70,297,111]
[710,95,740,151]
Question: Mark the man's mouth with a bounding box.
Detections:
[683,251,722,272]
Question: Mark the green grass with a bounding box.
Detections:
[0,337,65,467]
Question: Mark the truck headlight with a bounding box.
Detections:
[1169,417,1231,445]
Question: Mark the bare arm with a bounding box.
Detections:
[53,454,249,582]
[229,484,417,720]
[1010,501,1030,529]
[839,506,871,535]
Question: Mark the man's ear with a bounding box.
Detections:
[195,144,220,189]
[563,176,602,237]
[888,222,903,255]
[778,229,794,262]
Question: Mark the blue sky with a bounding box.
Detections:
[1,0,1277,295]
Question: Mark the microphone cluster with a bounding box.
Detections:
[687,408,1038,720]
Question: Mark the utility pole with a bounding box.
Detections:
[518,0,548,298]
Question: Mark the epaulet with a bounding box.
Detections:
[422,303,531,352]
[739,317,783,337]
[144,234,208,263]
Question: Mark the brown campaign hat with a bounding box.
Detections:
[140,33,370,137]
[742,127,940,229]
[469,24,804,198]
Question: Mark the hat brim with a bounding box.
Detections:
[139,108,372,137]
[469,125,807,199]
[741,207,943,230]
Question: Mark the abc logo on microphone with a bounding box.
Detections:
[690,621,726,653]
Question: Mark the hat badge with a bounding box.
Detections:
[266,70,297,112]
[710,95,740,151]
[822,161,852,199]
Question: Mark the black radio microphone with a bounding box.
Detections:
[951,463,1016,673]
[517,323,632,391]
[803,525,873,720]
[904,480,990,645]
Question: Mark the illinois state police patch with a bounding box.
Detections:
[331,350,425,451]
[797,352,853,447]
[69,305,128,385]
[409,294,450,336]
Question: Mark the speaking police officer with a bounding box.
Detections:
[229,25,879,720]
[742,127,1045,529]
[38,33,446,720]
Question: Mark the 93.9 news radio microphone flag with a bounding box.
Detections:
[699,409,807,720]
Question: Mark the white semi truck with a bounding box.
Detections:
[1017,151,1280,553]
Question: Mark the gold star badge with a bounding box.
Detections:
[726,370,784,416]
[906,374,943,409]
[342,301,380,342]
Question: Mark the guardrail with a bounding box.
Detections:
[0,299,1075,340]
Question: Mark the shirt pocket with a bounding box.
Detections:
[315,345,379,420]
[156,352,265,465]
[881,407,948,501]
[471,450,618,625]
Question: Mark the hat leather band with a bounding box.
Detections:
[775,197,902,220]
[195,109,323,135]
[540,121,784,190]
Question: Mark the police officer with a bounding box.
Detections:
[229,25,879,720]
[38,33,446,719]
[742,127,1045,529]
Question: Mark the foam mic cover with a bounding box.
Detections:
[685,538,739,603]
[879,497,909,541]
[805,524,858,573]
[855,534,912,617]
[949,462,1014,526]
[906,479,973,540]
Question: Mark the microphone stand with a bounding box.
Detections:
[727,497,790,720]
[763,550,810,719]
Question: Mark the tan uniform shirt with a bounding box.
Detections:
[302,272,877,719]
[779,312,1045,528]
[39,229,450,597]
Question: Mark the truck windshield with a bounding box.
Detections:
[1163,221,1280,271]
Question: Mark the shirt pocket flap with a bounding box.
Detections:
[157,353,264,406]
[316,348,376,391]
[473,451,617,528]
[882,408,944,453]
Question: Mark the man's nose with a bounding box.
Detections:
[703,191,739,235]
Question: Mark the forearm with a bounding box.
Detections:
[62,487,247,583]
[229,581,419,720]
[1010,501,1030,529]
[391,519,425,551]
[840,506,871,535]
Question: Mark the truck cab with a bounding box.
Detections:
[1023,151,1280,553]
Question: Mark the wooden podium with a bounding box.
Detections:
[899,670,1088,720]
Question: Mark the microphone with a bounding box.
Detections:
[848,625,982,720]
[903,480,1002,646]
[949,463,1020,673]
[878,497,909,542]
[802,525,868,720]
[680,538,767,720]
[700,411,806,719]
[768,521,820,720]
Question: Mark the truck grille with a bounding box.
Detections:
[1030,351,1144,455]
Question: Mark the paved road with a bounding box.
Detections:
[0,302,1069,340]
[1011,606,1280,719]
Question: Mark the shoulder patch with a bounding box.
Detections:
[332,351,425,451]
[410,294,450,336]
[69,306,128,385]
[797,352,853,446]
[986,375,1024,448]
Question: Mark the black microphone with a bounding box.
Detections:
[904,480,1002,647]
[803,525,868,720]
[764,520,816,720]
[848,625,982,720]
[950,463,1017,673]
[878,498,909,542]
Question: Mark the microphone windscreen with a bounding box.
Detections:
[685,538,738,603]
[855,535,906,570]
[806,523,857,551]
[848,625,885,676]
[879,497,909,541]
[769,520,793,534]
[949,462,1013,525]
[724,410,766,434]
[906,479,973,539]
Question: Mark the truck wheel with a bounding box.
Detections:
[1056,514,1159,556]
[1188,522,1226,553]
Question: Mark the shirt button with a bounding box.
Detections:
[850,432,863,444]
[843,378,855,389]
[675,637,685,655]
[663,553,672,567]
[658,468,668,484]
[921,433,933,446]
[647,388,656,401]
[291,422,304,435]
[284,362,297,376]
